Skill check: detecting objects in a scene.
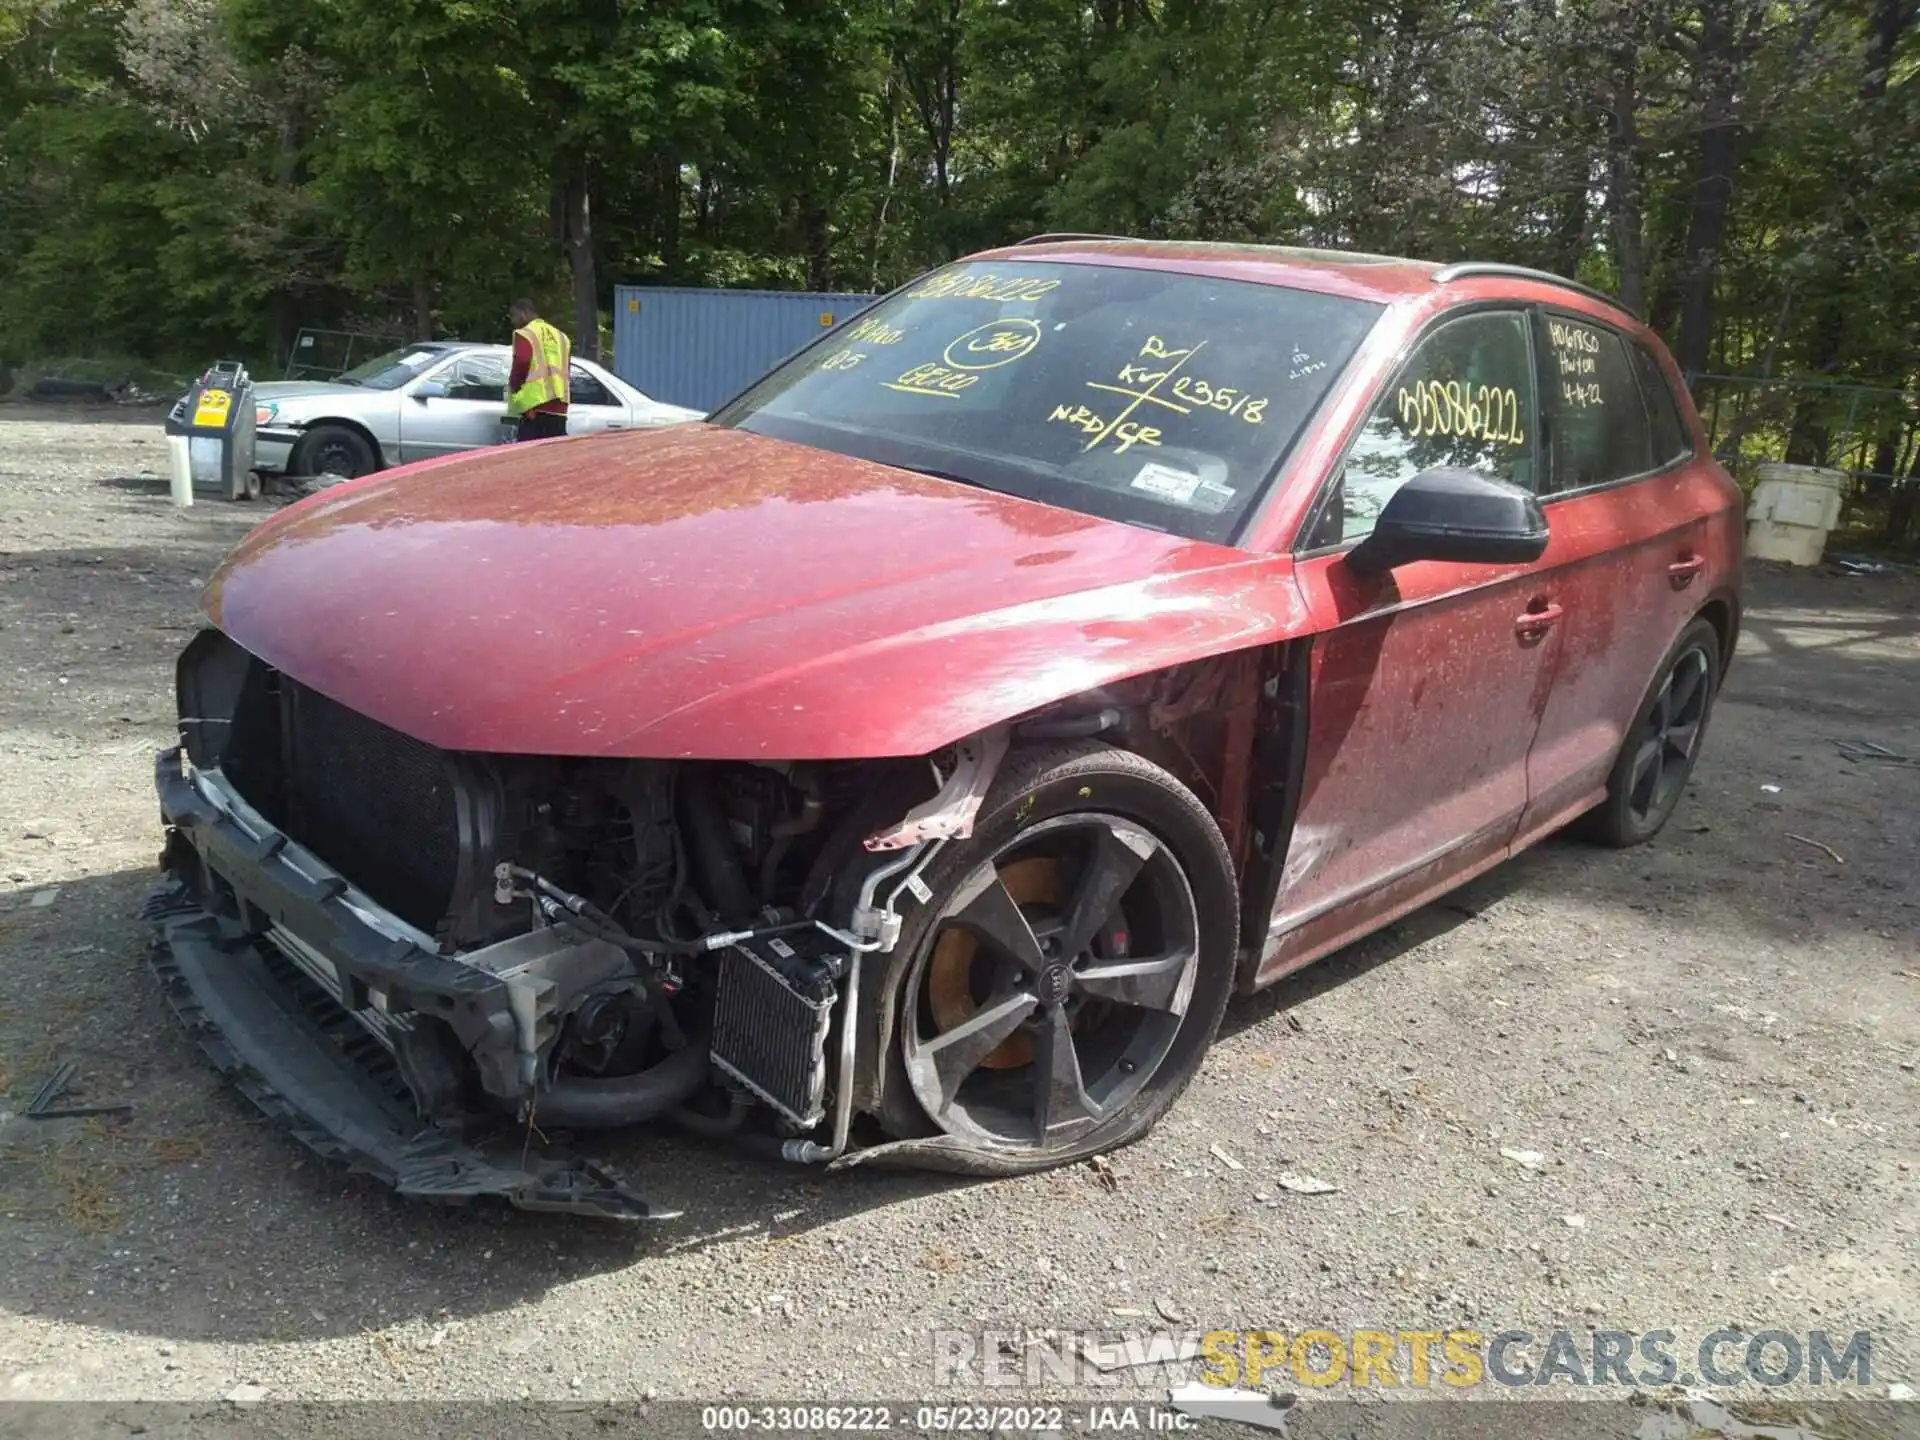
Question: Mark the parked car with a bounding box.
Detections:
[147,239,1741,1220]
[220,340,703,480]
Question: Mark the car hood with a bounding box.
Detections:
[203,425,1308,759]
[252,380,398,419]
[253,381,368,403]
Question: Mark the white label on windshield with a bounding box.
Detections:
[1131,462,1202,504]
[398,351,434,367]
[1192,477,1238,513]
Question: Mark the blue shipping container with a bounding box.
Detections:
[612,285,877,412]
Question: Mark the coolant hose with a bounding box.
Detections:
[534,1033,711,1129]
[678,766,756,922]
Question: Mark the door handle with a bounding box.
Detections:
[1668,554,1707,588]
[1514,601,1563,641]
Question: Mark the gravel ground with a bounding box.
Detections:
[1,404,1917,1427]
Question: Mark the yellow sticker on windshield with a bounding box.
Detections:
[192,388,232,428]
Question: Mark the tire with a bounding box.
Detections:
[290,424,378,481]
[235,469,264,502]
[1580,617,1721,848]
[868,743,1238,1173]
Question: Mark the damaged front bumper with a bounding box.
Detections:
[146,745,674,1221]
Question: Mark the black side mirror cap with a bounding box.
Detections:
[1346,466,1550,575]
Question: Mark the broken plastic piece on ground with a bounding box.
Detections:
[24,1060,133,1121]
[1832,737,1917,767]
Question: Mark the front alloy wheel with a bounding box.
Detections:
[877,744,1238,1170]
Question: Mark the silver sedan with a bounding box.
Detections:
[245,341,704,479]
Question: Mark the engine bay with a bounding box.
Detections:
[166,625,956,1162]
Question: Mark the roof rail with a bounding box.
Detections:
[1432,262,1635,317]
[1009,232,1138,246]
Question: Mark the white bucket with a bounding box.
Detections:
[166,434,194,508]
[1747,463,1846,566]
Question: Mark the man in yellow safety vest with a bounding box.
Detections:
[505,299,572,442]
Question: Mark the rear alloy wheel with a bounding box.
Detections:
[292,423,377,481]
[1583,617,1721,847]
[878,745,1237,1170]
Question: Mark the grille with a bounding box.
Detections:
[709,936,839,1128]
[283,684,460,935]
[220,674,462,936]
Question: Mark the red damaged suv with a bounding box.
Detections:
[149,237,1742,1218]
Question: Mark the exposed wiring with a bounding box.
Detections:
[500,863,823,958]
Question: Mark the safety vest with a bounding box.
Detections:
[507,318,571,416]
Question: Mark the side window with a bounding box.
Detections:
[1630,342,1691,467]
[570,365,616,407]
[1316,311,1538,546]
[1536,314,1653,492]
[442,353,509,402]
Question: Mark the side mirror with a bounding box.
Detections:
[412,380,448,401]
[1347,467,1549,575]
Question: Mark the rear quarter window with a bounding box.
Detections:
[1536,313,1654,493]
[1630,342,1692,467]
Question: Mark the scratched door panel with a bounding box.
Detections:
[1256,306,1558,984]
[1258,553,1562,984]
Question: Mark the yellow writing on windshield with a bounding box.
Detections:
[1048,404,1162,454]
[1395,382,1526,446]
[819,350,865,371]
[1056,333,1276,457]
[1053,334,1207,454]
[1168,376,1268,423]
[908,273,1062,302]
[884,361,978,399]
[942,318,1041,371]
[844,316,906,345]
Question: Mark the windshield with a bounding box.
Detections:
[711,260,1381,544]
[334,346,446,391]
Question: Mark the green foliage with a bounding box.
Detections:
[1,0,1916,503]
